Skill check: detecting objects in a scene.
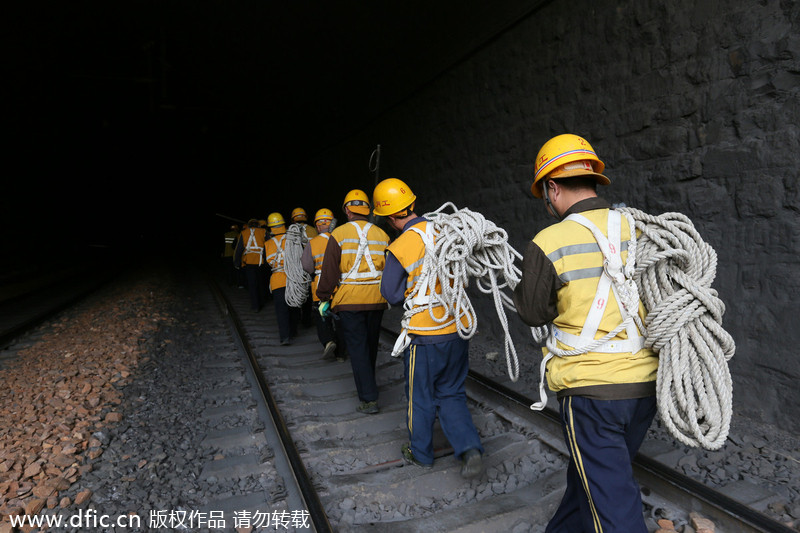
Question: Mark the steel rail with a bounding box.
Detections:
[0,270,117,350]
[209,280,333,533]
[379,321,790,532]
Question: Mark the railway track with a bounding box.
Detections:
[0,266,792,532]
[0,258,118,351]
[212,277,793,533]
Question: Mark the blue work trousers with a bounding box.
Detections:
[403,338,483,465]
[337,310,383,402]
[546,395,657,533]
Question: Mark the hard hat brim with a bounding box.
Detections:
[347,205,370,216]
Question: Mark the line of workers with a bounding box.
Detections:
[218,133,659,532]
[219,185,485,481]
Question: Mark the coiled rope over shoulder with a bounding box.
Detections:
[396,202,524,381]
[530,207,735,450]
[619,207,735,450]
[284,223,312,307]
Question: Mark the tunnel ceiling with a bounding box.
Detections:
[10,2,544,165]
[8,0,543,241]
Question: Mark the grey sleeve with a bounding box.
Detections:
[301,245,315,274]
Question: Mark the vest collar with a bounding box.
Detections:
[402,216,427,232]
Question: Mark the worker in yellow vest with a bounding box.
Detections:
[374,178,484,479]
[317,190,390,414]
[291,207,319,239]
[513,133,657,533]
[291,207,317,327]
[301,208,344,361]
[233,219,267,311]
[265,212,300,345]
[222,224,240,287]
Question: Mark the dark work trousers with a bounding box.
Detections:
[272,287,299,342]
[223,257,237,287]
[244,264,266,311]
[312,302,344,356]
[301,287,314,327]
[337,309,384,403]
[546,395,657,533]
[403,338,483,465]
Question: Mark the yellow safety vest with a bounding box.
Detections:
[240,227,266,266]
[223,231,238,257]
[387,220,472,336]
[265,233,287,292]
[534,208,657,393]
[330,220,389,308]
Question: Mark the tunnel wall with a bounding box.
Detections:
[291,0,800,431]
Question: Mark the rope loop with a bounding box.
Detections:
[284,223,312,307]
[399,203,524,381]
[619,207,735,450]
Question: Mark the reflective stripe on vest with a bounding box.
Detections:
[546,210,645,355]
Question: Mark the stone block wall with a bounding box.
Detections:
[293,0,800,430]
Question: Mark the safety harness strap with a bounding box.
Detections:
[245,228,264,266]
[391,223,456,357]
[530,210,646,411]
[267,235,286,273]
[340,222,383,284]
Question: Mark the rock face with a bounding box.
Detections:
[292,0,800,430]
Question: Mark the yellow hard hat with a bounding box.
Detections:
[373,178,417,217]
[291,207,307,221]
[258,219,267,228]
[314,208,334,223]
[342,189,370,215]
[267,212,285,227]
[531,134,609,198]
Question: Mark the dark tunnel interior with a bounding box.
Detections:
[6,1,541,262]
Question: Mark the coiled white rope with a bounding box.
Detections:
[618,207,735,450]
[284,223,312,307]
[396,202,524,381]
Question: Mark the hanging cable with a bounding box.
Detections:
[284,223,312,307]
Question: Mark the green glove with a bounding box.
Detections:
[319,301,331,318]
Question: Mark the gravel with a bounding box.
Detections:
[0,267,281,533]
[2,265,797,532]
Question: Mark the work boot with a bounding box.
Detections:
[356,401,379,414]
[401,443,432,469]
[322,341,337,360]
[460,448,484,479]
[280,338,291,346]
